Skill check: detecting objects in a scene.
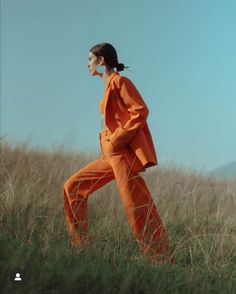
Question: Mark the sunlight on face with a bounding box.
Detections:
[87,52,100,76]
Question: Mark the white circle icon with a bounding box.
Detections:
[14,273,22,281]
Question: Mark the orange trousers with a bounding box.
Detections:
[63,130,172,259]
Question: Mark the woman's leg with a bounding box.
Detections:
[108,153,172,261]
[63,157,114,246]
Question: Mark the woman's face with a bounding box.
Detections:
[88,52,102,76]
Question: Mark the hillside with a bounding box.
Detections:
[0,140,235,293]
[210,160,236,180]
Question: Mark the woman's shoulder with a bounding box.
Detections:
[112,73,134,88]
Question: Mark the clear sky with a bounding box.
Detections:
[1,0,236,173]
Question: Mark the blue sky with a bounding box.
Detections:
[1,0,236,173]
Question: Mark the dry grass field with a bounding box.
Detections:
[0,140,235,293]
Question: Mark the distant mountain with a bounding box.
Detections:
[210,160,236,180]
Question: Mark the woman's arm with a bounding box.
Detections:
[110,76,149,148]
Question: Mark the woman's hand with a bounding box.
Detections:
[103,134,123,156]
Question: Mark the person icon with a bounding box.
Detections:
[14,273,22,281]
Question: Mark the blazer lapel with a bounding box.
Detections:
[105,71,119,92]
[103,72,119,127]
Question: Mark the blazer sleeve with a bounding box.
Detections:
[110,76,149,148]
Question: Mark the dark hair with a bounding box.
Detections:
[89,43,129,72]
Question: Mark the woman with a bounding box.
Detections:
[63,43,173,264]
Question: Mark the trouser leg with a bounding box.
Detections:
[108,153,172,258]
[63,157,114,245]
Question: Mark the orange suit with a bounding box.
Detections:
[63,72,172,261]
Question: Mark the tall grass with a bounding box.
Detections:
[0,140,235,293]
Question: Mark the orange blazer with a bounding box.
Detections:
[102,72,158,170]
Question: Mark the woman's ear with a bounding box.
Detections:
[98,56,105,66]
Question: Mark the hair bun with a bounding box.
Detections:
[116,63,125,71]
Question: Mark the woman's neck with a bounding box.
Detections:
[99,68,115,83]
